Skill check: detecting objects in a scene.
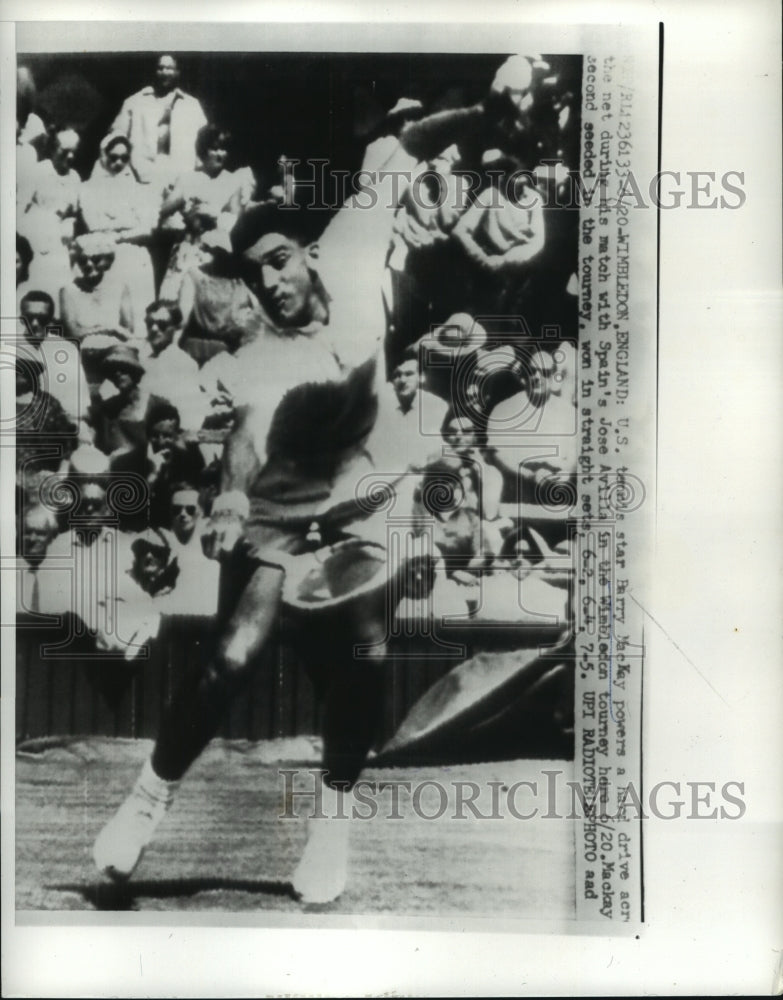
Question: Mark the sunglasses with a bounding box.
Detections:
[108,151,130,162]
[172,504,197,516]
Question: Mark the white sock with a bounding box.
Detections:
[135,758,180,805]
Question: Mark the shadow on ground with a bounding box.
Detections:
[50,877,295,910]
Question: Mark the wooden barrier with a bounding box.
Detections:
[15,608,570,753]
[15,612,468,745]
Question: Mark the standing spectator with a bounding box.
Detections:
[110,53,207,185]
[19,290,93,442]
[79,133,158,331]
[18,127,82,301]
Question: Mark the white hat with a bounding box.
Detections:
[491,55,534,95]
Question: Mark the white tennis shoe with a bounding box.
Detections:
[291,783,351,905]
[93,760,178,881]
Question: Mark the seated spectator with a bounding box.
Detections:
[79,133,158,333]
[158,202,219,301]
[386,144,471,338]
[408,458,485,618]
[414,312,488,403]
[467,343,530,419]
[59,234,135,386]
[64,443,111,484]
[486,346,578,502]
[369,345,450,475]
[451,154,545,313]
[19,290,93,442]
[412,458,483,574]
[453,156,544,270]
[130,528,181,598]
[159,124,254,236]
[89,528,180,660]
[16,352,78,485]
[92,344,151,456]
[443,413,505,523]
[193,348,239,431]
[164,485,219,615]
[109,401,205,530]
[497,525,572,589]
[42,481,133,638]
[178,228,264,364]
[399,54,543,172]
[51,443,112,530]
[16,504,62,618]
[140,300,205,434]
[390,144,463,261]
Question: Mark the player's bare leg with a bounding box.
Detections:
[93,564,284,880]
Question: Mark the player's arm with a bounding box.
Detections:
[399,104,483,161]
[201,404,261,560]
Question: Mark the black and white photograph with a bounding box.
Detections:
[2,5,781,997]
[11,35,599,917]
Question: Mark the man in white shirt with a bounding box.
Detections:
[370,346,449,475]
[16,504,62,619]
[486,344,578,498]
[140,300,205,434]
[44,483,133,641]
[110,54,207,185]
[163,486,219,616]
[19,291,93,443]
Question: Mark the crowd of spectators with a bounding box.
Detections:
[15,52,579,659]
